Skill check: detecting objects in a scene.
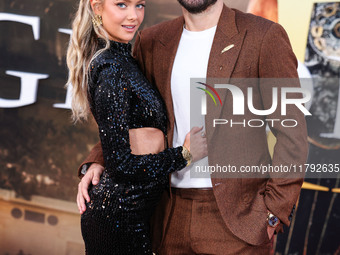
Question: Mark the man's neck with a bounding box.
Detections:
[182,0,224,32]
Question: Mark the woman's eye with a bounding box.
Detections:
[136,4,145,9]
[117,3,127,8]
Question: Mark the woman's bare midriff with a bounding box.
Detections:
[129,127,166,155]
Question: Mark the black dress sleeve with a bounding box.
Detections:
[89,61,187,181]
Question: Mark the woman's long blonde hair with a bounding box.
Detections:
[66,0,109,122]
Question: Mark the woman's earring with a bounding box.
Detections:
[92,15,102,27]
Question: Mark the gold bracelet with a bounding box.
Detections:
[182,146,192,167]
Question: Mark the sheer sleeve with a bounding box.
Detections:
[89,60,187,181]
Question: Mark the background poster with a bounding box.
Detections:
[276,1,340,254]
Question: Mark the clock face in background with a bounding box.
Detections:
[304,2,340,149]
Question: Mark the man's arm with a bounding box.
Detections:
[77,142,105,178]
[259,23,308,226]
[77,141,105,213]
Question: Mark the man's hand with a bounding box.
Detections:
[267,225,276,240]
[77,163,105,214]
[266,210,280,240]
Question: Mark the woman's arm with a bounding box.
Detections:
[90,60,187,180]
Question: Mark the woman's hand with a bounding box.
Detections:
[183,126,208,163]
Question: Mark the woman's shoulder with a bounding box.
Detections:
[91,49,123,67]
[90,50,124,77]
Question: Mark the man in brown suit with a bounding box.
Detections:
[77,0,308,254]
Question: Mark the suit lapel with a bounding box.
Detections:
[206,5,247,141]
[152,6,248,143]
[207,6,247,79]
[153,17,184,135]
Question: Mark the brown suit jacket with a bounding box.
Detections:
[80,4,308,248]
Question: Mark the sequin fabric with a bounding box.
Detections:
[81,40,187,255]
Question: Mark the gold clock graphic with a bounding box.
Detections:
[305,2,340,149]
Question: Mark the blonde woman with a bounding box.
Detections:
[66,0,207,254]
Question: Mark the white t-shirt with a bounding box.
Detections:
[170,25,217,188]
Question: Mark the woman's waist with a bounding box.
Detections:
[129,127,168,154]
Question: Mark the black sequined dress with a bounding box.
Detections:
[80,40,187,255]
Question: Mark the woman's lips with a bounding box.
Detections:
[122,25,137,32]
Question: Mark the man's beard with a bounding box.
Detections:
[177,0,218,14]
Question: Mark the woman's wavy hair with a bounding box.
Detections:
[66,0,110,122]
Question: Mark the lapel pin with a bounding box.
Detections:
[221,44,235,54]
